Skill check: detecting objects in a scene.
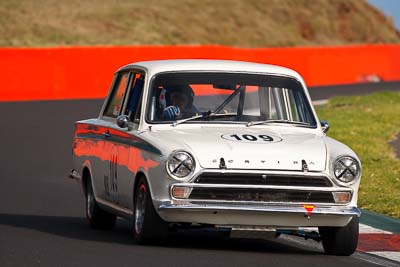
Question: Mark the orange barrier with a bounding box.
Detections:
[1,45,400,101]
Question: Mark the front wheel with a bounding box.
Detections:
[133,177,168,244]
[319,216,359,256]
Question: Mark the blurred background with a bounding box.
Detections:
[0,0,399,47]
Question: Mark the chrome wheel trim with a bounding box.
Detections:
[87,187,95,219]
[135,184,146,234]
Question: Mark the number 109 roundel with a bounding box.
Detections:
[70,60,361,255]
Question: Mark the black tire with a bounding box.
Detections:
[133,177,168,244]
[319,216,359,256]
[85,178,116,230]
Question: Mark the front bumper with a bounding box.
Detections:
[158,201,361,227]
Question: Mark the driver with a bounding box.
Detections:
[162,85,196,120]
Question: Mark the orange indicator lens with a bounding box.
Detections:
[333,192,351,203]
[172,186,191,199]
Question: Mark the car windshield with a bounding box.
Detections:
[146,72,317,127]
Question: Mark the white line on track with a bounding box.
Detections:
[368,252,400,263]
[359,223,393,234]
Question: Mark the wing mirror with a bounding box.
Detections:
[117,115,130,128]
[320,120,330,133]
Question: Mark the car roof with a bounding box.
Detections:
[117,59,304,81]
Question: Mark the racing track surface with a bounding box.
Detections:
[1,83,399,267]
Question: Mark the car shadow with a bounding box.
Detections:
[0,213,133,245]
[0,213,323,255]
[166,229,323,255]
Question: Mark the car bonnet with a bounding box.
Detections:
[148,127,326,171]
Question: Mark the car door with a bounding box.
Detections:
[97,71,132,204]
[112,71,145,209]
[101,70,145,209]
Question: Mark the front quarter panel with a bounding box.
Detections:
[324,136,361,206]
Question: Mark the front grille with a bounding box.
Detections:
[189,188,335,203]
[195,173,332,187]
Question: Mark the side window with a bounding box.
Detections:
[123,73,145,123]
[104,73,130,118]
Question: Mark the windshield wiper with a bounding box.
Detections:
[172,111,216,127]
[246,119,310,127]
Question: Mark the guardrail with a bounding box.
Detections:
[1,44,399,101]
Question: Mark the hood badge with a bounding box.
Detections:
[213,158,233,166]
[302,160,309,173]
[219,158,227,169]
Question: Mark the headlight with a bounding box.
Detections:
[333,156,360,184]
[166,151,195,180]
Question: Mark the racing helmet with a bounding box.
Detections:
[165,84,194,109]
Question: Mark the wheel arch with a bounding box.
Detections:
[133,171,147,196]
[132,171,156,209]
[81,160,93,196]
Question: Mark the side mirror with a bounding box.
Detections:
[320,120,330,133]
[116,115,130,128]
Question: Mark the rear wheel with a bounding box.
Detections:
[85,177,116,230]
[133,177,168,244]
[319,216,359,256]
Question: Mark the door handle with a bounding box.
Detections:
[103,130,111,138]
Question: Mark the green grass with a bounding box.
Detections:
[316,91,400,218]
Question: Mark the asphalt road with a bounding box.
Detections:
[1,83,399,267]
[309,81,400,100]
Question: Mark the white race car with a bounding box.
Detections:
[71,60,361,255]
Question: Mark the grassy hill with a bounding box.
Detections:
[0,0,399,47]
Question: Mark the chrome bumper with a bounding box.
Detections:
[157,201,361,227]
[159,201,361,216]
